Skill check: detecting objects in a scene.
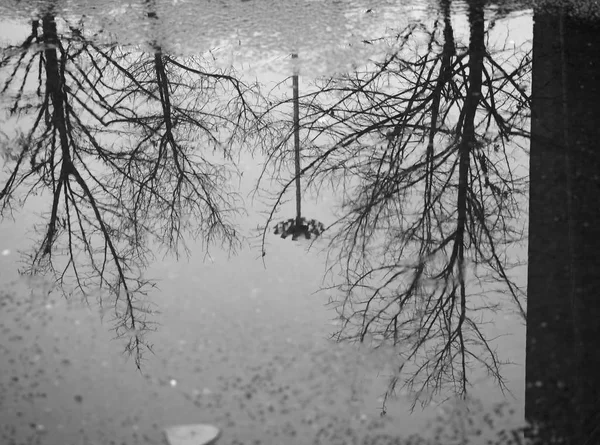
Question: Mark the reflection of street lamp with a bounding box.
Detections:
[275,216,325,240]
[274,53,324,241]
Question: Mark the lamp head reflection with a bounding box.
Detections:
[274,216,324,240]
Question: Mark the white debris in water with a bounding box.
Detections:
[1,249,9,256]
[169,379,177,387]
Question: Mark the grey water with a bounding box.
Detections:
[0,1,536,444]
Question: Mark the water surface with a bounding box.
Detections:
[0,1,532,444]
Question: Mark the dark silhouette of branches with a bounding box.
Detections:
[257,0,530,408]
[0,7,264,367]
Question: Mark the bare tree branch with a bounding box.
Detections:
[0,8,266,367]
[254,0,529,407]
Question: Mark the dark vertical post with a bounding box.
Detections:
[526,11,575,443]
[561,15,600,444]
[526,9,600,444]
[292,53,302,226]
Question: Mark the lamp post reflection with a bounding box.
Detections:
[274,54,324,241]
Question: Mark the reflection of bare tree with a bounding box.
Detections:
[0,8,262,366]
[259,0,530,407]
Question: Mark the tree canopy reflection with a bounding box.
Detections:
[0,0,532,422]
[258,0,530,409]
[0,6,265,366]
